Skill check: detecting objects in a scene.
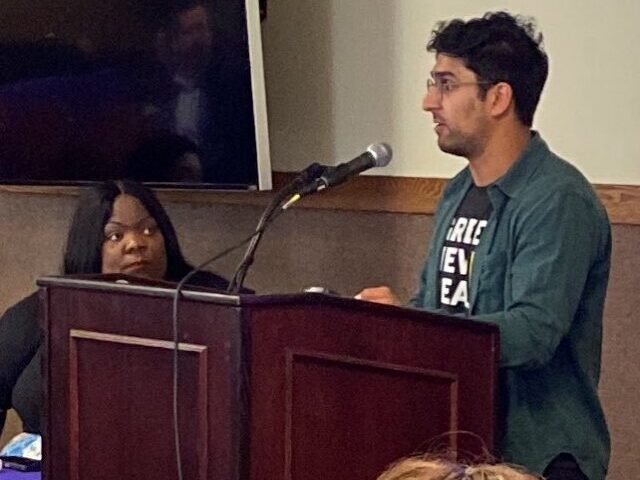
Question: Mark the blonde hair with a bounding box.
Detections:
[464,463,542,480]
[375,456,465,480]
[375,456,542,480]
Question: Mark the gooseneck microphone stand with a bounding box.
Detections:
[226,163,327,294]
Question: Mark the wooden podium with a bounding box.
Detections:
[38,275,499,480]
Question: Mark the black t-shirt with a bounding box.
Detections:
[437,184,492,315]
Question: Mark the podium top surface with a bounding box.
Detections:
[37,273,241,305]
[37,274,499,335]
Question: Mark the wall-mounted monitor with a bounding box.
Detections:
[0,0,271,190]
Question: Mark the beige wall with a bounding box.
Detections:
[1,191,639,478]
[262,0,640,184]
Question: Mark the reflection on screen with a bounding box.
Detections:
[0,0,262,189]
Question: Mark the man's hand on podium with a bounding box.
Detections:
[354,286,401,306]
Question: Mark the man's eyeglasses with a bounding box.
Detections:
[426,78,494,98]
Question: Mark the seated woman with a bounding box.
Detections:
[0,179,238,436]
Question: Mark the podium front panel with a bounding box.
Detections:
[246,299,498,480]
[40,280,245,480]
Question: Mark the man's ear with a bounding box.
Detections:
[488,82,514,118]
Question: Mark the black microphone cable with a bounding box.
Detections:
[170,205,291,480]
[171,145,390,478]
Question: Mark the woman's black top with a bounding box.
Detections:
[0,292,41,434]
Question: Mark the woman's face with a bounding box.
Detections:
[101,194,168,279]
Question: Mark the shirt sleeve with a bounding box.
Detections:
[472,189,610,369]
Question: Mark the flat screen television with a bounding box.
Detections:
[0,0,271,190]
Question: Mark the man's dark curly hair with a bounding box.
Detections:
[427,11,548,127]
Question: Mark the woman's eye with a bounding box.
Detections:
[441,80,454,92]
[106,232,123,242]
[142,226,156,236]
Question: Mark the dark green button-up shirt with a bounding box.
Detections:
[411,133,611,480]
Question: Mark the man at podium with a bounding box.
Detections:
[357,12,610,480]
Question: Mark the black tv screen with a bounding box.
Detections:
[0,0,271,190]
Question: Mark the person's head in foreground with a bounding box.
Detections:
[375,455,542,480]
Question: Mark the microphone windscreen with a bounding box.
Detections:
[367,143,393,167]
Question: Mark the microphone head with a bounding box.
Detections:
[366,142,393,167]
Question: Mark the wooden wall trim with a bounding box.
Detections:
[2,174,639,225]
[592,184,640,226]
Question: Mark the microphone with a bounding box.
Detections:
[305,142,392,193]
[282,143,392,209]
[228,144,390,291]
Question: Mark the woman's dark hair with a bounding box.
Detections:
[63,180,192,281]
[427,11,548,127]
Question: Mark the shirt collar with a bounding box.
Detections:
[491,131,549,198]
[443,131,549,201]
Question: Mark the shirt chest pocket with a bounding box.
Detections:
[473,249,510,313]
